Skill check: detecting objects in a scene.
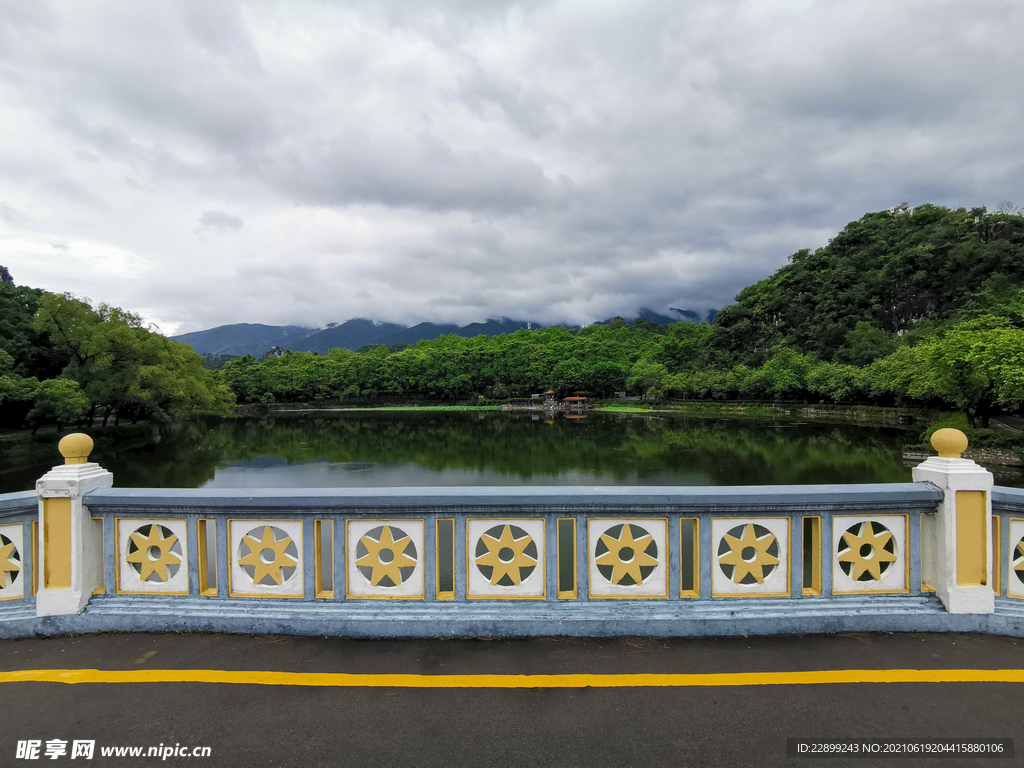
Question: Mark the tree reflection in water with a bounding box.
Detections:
[81,410,916,489]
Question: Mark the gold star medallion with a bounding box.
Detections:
[838,522,898,581]
[0,539,20,588]
[718,524,780,585]
[1013,540,1024,584]
[124,526,181,583]
[595,524,658,586]
[356,526,416,587]
[475,525,537,586]
[238,526,297,586]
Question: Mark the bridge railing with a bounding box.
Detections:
[1,428,1019,638]
[73,483,942,604]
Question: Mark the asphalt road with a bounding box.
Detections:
[2,632,1023,767]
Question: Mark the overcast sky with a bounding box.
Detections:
[2,0,1022,335]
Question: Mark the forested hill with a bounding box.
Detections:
[710,204,1024,364]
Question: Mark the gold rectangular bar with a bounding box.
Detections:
[315,520,334,599]
[680,518,699,597]
[31,520,38,596]
[920,515,935,592]
[43,498,72,589]
[956,491,987,586]
[557,518,577,599]
[197,519,217,596]
[91,517,104,594]
[802,516,822,596]
[435,518,455,600]
[992,515,1002,596]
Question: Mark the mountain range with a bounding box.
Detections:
[171,307,718,358]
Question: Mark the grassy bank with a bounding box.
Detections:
[595,402,783,418]
[594,400,930,422]
[254,404,504,413]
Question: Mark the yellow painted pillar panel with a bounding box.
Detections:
[43,498,72,589]
[955,491,987,587]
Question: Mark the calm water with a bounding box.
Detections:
[1,410,932,492]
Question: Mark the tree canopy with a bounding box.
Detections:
[0,281,233,430]
[33,293,233,426]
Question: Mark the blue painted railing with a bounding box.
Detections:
[4,482,1024,638]
[81,484,940,600]
[0,491,37,622]
[991,487,1024,602]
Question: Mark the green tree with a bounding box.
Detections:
[745,346,814,401]
[0,280,66,378]
[806,361,867,404]
[627,360,667,399]
[834,322,897,366]
[27,379,89,432]
[34,293,233,424]
[133,335,234,421]
[0,358,38,429]
[871,316,1024,426]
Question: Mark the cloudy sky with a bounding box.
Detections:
[1,0,1022,335]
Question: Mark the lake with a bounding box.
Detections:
[0,409,938,492]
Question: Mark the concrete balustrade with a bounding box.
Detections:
[34,434,113,617]
[913,428,995,614]
[2,430,1023,639]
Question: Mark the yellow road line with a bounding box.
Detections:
[1,668,1024,688]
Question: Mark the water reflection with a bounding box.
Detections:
[53,410,921,489]
[206,459,714,488]
[8,410,1023,492]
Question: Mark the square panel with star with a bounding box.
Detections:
[467,518,545,599]
[711,517,790,597]
[116,518,189,595]
[832,514,907,594]
[587,518,668,598]
[0,522,26,601]
[228,519,304,598]
[1008,518,1024,599]
[346,519,425,599]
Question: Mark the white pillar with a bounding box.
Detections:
[35,434,113,617]
[913,428,994,614]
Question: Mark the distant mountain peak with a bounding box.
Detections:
[172,309,715,358]
[592,307,718,327]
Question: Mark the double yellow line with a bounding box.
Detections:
[2,668,1023,688]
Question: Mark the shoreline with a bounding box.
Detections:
[5,402,1023,467]
[596,401,936,426]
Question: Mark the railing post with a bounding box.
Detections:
[35,434,113,617]
[913,428,994,614]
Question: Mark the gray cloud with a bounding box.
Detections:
[0,0,1022,334]
[261,130,558,213]
[197,210,243,231]
[0,201,20,223]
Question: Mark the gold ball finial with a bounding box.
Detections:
[931,428,968,459]
[59,433,94,465]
